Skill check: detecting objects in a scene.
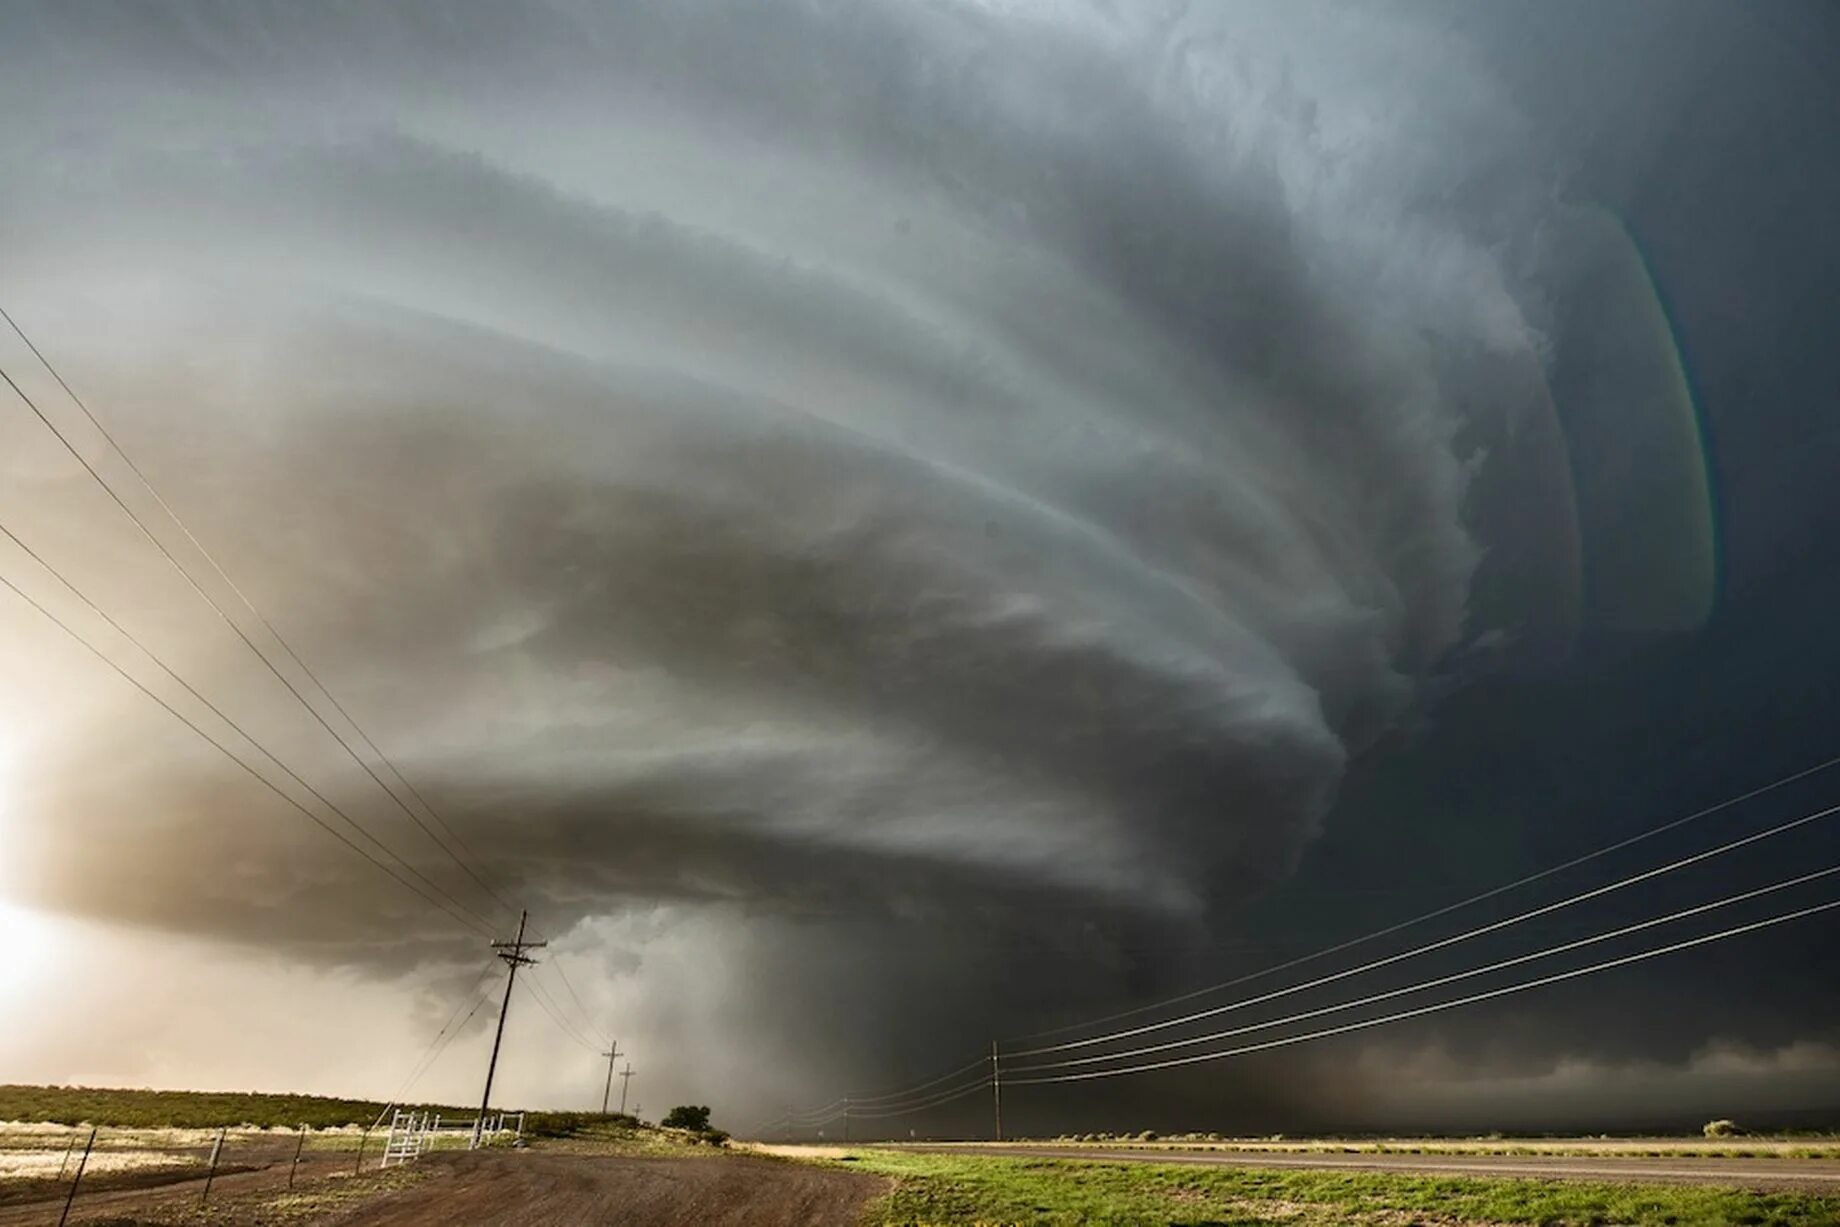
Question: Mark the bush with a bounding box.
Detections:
[1704,1118,1740,1138]
[521,1111,639,1139]
[662,1105,713,1132]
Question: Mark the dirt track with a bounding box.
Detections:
[892,1142,1840,1193]
[0,1152,358,1225]
[320,1151,884,1227]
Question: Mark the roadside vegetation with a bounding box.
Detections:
[0,1085,462,1130]
[1000,1130,1840,1160]
[845,1149,1840,1227]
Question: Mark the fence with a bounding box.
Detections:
[9,1111,525,1221]
[380,1109,526,1166]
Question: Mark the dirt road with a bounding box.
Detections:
[320,1151,884,1227]
[892,1142,1840,1193]
[0,1152,358,1225]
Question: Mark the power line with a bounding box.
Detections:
[1009,893,1840,1084]
[1009,798,1840,1057]
[1008,750,1840,1044]
[773,786,1840,1128]
[786,1076,995,1128]
[1008,860,1840,1073]
[0,517,503,935]
[519,973,601,1053]
[0,326,516,925]
[542,956,611,1047]
[0,564,495,938]
[383,965,504,1110]
[773,1054,990,1130]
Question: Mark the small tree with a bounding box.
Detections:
[1703,1118,1739,1138]
[662,1105,712,1132]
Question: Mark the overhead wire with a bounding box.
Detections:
[0,317,519,927]
[0,552,495,939]
[771,1055,994,1132]
[0,516,504,936]
[1009,893,1840,1083]
[517,974,602,1053]
[386,966,504,1106]
[1008,750,1840,1043]
[1009,797,1840,1056]
[1007,860,1840,1073]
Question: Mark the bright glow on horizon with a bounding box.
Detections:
[0,898,58,1022]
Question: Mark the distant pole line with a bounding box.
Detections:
[618,1063,634,1116]
[602,1039,622,1114]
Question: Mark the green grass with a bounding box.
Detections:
[843,1150,1840,1226]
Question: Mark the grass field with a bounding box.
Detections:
[843,1149,1840,1226]
[0,1085,450,1130]
[985,1134,1840,1160]
[0,1084,641,1137]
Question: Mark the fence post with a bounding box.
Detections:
[355,1126,371,1174]
[57,1127,97,1227]
[200,1126,227,1204]
[290,1122,308,1189]
[56,1132,77,1181]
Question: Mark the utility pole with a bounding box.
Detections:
[475,910,546,1149]
[600,1038,622,1114]
[617,1062,635,1115]
[991,1040,1003,1142]
[843,1097,852,1144]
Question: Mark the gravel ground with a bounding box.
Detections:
[316,1151,884,1226]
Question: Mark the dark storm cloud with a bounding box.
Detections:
[2,0,1826,1127]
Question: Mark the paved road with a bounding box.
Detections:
[889,1143,1840,1193]
[321,1151,884,1226]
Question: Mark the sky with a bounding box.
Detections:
[0,0,1836,1136]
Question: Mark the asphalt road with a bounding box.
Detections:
[889,1142,1840,1193]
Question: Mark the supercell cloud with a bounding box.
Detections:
[0,0,1765,1125]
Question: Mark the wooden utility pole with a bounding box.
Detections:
[617,1062,635,1115]
[600,1039,622,1114]
[991,1040,1003,1142]
[843,1097,852,1144]
[475,910,546,1149]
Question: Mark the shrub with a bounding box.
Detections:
[662,1105,713,1132]
[1704,1118,1740,1138]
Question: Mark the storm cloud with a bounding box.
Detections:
[1,0,1828,1130]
